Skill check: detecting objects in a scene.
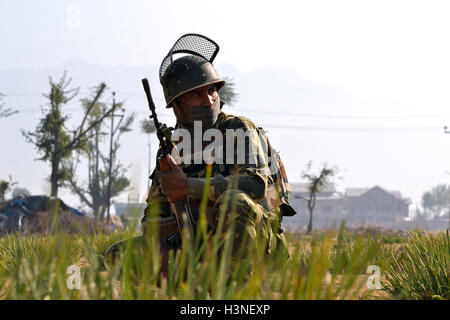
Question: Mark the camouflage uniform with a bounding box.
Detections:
[142,111,290,258]
[105,34,296,268]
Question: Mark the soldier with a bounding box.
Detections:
[105,34,296,275]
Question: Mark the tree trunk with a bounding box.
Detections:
[307,208,313,233]
[99,204,106,222]
[50,160,59,197]
[49,159,61,234]
[307,194,316,233]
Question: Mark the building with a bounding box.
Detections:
[283,183,411,230]
[345,186,410,227]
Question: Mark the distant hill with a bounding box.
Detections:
[1,59,426,213]
[0,58,346,115]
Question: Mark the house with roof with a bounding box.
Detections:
[283,183,411,230]
[344,186,410,227]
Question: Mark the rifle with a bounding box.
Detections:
[141,78,195,241]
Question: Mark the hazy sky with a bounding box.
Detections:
[1,0,450,214]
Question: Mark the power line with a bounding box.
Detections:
[4,111,442,132]
[113,92,450,120]
[5,91,450,120]
[3,93,42,96]
[2,93,447,132]
[236,108,450,120]
[9,108,448,131]
[257,124,441,132]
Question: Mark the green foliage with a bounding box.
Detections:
[140,118,156,134]
[382,230,450,299]
[0,176,17,200]
[0,232,82,299]
[5,219,447,300]
[23,72,79,162]
[421,184,450,218]
[22,71,125,199]
[0,217,384,300]
[0,174,387,300]
[2,180,444,301]
[21,72,82,196]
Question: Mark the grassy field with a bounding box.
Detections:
[0,217,448,300]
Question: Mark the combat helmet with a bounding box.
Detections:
[159,34,225,108]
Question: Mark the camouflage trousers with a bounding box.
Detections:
[205,189,288,258]
[104,189,288,270]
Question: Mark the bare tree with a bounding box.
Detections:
[62,89,135,221]
[301,162,338,233]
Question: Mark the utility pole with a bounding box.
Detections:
[106,92,124,224]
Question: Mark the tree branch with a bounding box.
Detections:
[66,178,93,208]
[77,83,106,139]
[64,85,122,153]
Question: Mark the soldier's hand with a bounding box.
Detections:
[156,154,188,202]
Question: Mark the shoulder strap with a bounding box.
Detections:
[259,127,297,217]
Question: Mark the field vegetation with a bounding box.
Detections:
[0,211,448,300]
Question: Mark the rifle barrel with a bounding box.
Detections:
[141,78,160,128]
[141,77,196,241]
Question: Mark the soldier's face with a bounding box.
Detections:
[177,84,218,107]
[172,84,221,129]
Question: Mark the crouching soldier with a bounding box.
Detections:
[105,34,296,276]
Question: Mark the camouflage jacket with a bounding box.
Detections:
[142,111,285,225]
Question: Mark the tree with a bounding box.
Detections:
[0,93,18,118]
[301,162,338,233]
[62,90,135,221]
[22,72,118,198]
[421,184,450,218]
[140,118,156,190]
[219,77,239,106]
[0,176,17,200]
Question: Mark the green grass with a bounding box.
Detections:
[381,230,450,300]
[0,218,389,300]
[0,191,448,300]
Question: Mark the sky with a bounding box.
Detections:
[1,0,450,215]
